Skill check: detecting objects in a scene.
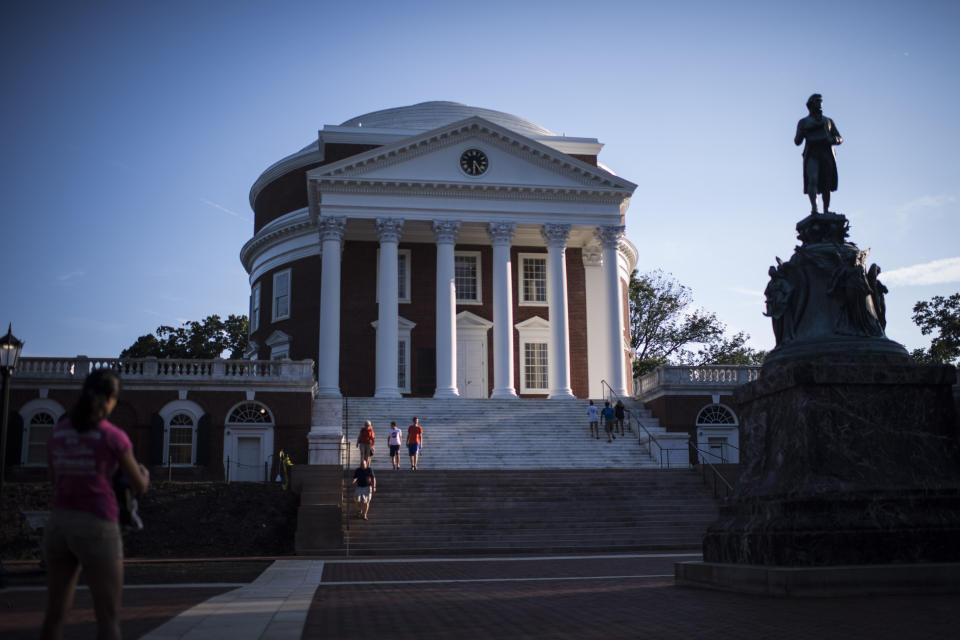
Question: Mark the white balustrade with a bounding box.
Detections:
[635,364,762,399]
[13,357,315,385]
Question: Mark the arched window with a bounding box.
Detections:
[228,402,272,424]
[26,411,55,465]
[696,404,737,425]
[167,412,196,464]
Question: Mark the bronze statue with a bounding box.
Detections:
[794,94,842,214]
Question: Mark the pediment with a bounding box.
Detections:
[265,330,291,347]
[307,116,636,197]
[456,310,494,330]
[515,316,550,331]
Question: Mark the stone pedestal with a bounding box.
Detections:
[703,356,960,567]
[307,397,345,465]
[677,212,960,594]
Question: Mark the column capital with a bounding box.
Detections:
[582,244,603,267]
[432,219,461,244]
[318,216,346,242]
[487,222,517,246]
[595,225,625,249]
[541,224,571,248]
[375,217,405,243]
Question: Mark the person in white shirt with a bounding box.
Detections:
[387,421,403,470]
[586,400,600,440]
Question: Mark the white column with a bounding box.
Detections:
[582,245,608,399]
[316,216,346,398]
[375,217,404,399]
[597,226,627,398]
[433,220,460,398]
[541,224,575,399]
[488,222,517,398]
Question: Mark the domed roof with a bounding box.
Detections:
[339,101,555,138]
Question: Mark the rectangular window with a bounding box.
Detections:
[519,254,547,305]
[398,339,411,393]
[523,342,549,391]
[26,417,54,466]
[273,269,291,321]
[398,250,411,303]
[455,252,481,303]
[250,283,261,332]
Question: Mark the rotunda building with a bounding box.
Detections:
[241,101,637,402]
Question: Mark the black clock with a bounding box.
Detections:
[459,148,488,176]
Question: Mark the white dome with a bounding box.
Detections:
[339,101,555,138]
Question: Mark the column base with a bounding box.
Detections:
[315,386,342,398]
[374,388,403,399]
[433,387,460,398]
[307,432,344,465]
[490,388,518,399]
[308,397,344,465]
[548,389,576,399]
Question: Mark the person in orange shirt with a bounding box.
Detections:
[357,420,375,463]
[407,417,423,471]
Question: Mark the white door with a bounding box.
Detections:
[236,436,262,482]
[457,338,485,398]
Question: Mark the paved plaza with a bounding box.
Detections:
[2,553,958,639]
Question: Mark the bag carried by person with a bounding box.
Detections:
[113,470,144,531]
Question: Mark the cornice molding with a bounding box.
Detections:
[240,209,317,273]
[315,178,627,204]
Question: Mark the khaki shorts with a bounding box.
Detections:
[354,486,373,504]
[43,509,123,566]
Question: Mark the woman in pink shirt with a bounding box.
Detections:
[42,369,150,640]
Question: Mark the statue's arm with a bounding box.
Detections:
[830,119,843,145]
[794,120,804,146]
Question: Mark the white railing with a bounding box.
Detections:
[15,356,315,383]
[635,364,761,397]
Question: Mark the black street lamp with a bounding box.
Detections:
[0,323,23,588]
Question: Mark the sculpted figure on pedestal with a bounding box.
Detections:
[795,93,842,214]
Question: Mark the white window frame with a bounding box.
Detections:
[695,404,740,464]
[158,400,204,467]
[19,398,65,467]
[265,330,292,361]
[250,282,261,333]
[515,316,551,394]
[454,250,482,304]
[272,269,291,322]
[377,249,412,304]
[518,253,548,307]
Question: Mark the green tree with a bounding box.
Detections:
[120,314,250,359]
[910,292,960,365]
[629,269,765,377]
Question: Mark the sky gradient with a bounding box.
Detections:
[2,0,958,360]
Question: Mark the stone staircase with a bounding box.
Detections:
[327,468,718,555]
[340,397,668,470]
[293,397,718,556]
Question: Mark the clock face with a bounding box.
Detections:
[459,148,488,176]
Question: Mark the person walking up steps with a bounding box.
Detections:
[407,417,423,470]
[388,421,403,470]
[601,401,616,443]
[615,400,626,436]
[351,457,376,520]
[587,400,600,439]
[357,420,375,463]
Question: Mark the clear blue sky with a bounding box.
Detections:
[2,0,958,359]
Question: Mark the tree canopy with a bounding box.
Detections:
[910,292,960,365]
[629,269,766,377]
[120,314,250,360]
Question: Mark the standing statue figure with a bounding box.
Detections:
[795,93,843,214]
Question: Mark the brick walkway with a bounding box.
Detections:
[3,554,959,639]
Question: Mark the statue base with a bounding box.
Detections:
[701,355,960,567]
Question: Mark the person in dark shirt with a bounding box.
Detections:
[601,402,616,443]
[352,458,376,520]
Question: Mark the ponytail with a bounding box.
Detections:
[70,369,120,433]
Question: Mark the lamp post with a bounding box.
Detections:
[0,324,24,588]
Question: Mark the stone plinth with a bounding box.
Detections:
[702,356,960,566]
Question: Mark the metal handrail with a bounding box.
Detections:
[689,441,735,500]
[599,379,685,468]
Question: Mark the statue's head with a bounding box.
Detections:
[806,93,823,113]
